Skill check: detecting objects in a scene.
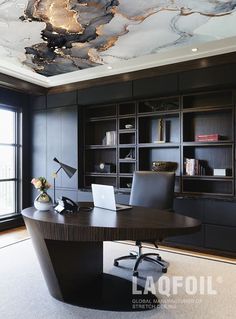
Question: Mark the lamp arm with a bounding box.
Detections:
[53,166,62,205]
[56,167,62,174]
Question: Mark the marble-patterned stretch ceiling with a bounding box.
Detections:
[1,0,236,76]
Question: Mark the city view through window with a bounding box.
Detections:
[0,108,18,216]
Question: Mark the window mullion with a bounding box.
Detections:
[15,111,18,214]
[0,107,21,218]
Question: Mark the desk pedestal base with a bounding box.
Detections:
[25,218,158,311]
[61,273,158,311]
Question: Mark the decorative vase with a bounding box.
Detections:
[152,161,178,172]
[34,191,53,211]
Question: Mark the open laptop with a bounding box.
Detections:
[91,184,132,211]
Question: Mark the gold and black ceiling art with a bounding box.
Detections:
[20,0,236,76]
[23,0,120,75]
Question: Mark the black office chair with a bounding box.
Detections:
[114,171,175,277]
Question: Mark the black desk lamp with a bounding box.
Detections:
[53,157,77,205]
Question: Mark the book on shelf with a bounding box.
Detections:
[102,131,116,146]
[184,158,206,176]
[195,134,221,142]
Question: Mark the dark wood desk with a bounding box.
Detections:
[22,206,201,311]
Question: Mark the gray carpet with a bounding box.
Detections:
[0,240,235,319]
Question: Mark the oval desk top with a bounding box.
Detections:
[22,206,201,242]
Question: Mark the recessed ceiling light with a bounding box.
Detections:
[107,66,113,70]
[191,48,198,52]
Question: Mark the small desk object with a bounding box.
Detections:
[22,205,201,311]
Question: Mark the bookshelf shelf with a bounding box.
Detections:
[182,105,233,113]
[119,159,136,163]
[182,175,233,180]
[119,129,136,133]
[182,90,234,196]
[85,145,117,150]
[83,89,234,197]
[138,143,180,148]
[183,142,233,146]
[85,173,117,177]
[87,116,117,122]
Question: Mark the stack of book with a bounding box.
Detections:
[184,158,206,176]
[195,134,221,142]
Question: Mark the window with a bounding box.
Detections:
[0,107,21,217]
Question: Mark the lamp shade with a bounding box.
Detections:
[53,157,77,178]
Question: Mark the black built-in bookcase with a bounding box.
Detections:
[29,79,236,256]
[83,89,235,198]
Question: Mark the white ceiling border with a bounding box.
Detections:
[0,37,235,89]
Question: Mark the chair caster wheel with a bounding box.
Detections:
[162,267,167,273]
[133,271,139,277]
[114,261,119,267]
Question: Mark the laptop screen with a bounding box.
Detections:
[92,184,117,211]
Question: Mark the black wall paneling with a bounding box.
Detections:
[53,106,77,196]
[133,73,178,98]
[165,197,205,247]
[31,111,47,201]
[31,101,78,203]
[21,96,32,209]
[29,62,236,256]
[77,82,132,105]
[30,91,78,110]
[31,111,47,178]
[29,95,47,111]
[203,199,236,227]
[179,63,236,91]
[167,197,236,254]
[47,91,77,109]
[205,224,236,252]
[0,87,25,108]
[46,108,62,186]
[50,188,78,203]
[164,226,205,247]
[173,198,205,221]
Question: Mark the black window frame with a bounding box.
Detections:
[0,105,22,221]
